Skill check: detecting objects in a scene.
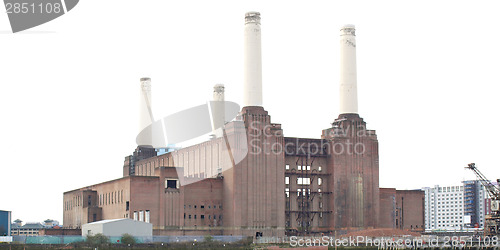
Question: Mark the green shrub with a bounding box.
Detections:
[204,235,214,243]
[121,233,136,245]
[86,233,110,246]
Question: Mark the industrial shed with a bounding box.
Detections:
[82,219,152,237]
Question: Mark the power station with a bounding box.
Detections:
[63,12,425,237]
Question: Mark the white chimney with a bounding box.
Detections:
[213,84,225,102]
[339,24,358,114]
[137,77,154,147]
[243,11,263,107]
[211,84,225,137]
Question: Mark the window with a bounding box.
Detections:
[194,215,197,219]
[133,211,138,221]
[297,177,310,185]
[126,201,130,211]
[285,164,289,170]
[201,215,205,219]
[139,210,144,221]
[318,166,322,172]
[145,210,150,223]
[285,177,289,185]
[201,205,205,209]
[189,215,191,219]
[318,178,322,186]
[165,178,179,189]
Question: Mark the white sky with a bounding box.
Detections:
[1,0,499,224]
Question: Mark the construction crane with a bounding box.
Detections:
[465,163,500,236]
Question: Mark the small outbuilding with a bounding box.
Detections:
[82,219,152,237]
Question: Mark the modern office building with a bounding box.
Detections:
[0,210,11,236]
[463,180,486,228]
[423,182,487,232]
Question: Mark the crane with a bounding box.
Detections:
[465,163,500,237]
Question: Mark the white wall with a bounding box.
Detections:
[82,219,152,237]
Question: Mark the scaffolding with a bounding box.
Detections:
[285,156,331,235]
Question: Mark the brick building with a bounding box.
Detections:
[63,12,424,237]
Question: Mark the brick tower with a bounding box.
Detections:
[321,25,379,230]
[221,12,285,237]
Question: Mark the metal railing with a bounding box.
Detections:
[11,235,246,244]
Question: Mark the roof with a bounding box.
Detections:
[86,218,126,225]
[85,218,151,226]
[21,223,44,229]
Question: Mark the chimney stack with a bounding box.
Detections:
[339,24,358,114]
[137,77,154,147]
[213,84,225,101]
[243,11,263,107]
[211,84,225,137]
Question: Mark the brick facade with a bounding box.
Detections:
[64,110,424,236]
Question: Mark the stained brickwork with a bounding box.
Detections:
[322,113,379,230]
[64,110,424,236]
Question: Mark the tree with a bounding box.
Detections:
[121,233,136,245]
[86,233,110,246]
